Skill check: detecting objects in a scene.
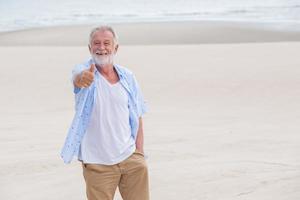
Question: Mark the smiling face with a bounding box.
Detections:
[89,30,118,67]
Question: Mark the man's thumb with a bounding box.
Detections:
[89,64,95,73]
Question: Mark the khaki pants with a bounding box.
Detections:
[82,150,149,200]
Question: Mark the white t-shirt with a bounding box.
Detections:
[79,72,136,165]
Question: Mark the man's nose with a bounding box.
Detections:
[99,44,106,50]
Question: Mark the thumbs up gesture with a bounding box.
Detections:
[74,64,95,88]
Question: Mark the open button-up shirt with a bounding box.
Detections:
[60,58,147,164]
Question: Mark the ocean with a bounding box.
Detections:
[0,0,300,32]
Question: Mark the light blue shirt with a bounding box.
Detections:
[60,58,147,164]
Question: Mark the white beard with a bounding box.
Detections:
[92,53,114,67]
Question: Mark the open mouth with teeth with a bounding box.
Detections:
[95,51,109,56]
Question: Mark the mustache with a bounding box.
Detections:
[95,50,103,54]
[93,53,114,57]
[94,49,113,55]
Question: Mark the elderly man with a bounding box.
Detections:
[61,25,149,200]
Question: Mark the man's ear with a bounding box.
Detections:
[114,44,119,53]
[88,44,91,53]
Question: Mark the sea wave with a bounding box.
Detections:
[0,2,300,32]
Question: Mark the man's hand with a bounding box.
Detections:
[74,64,95,88]
[136,117,144,154]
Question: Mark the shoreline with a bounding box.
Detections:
[0,20,300,46]
[2,19,300,33]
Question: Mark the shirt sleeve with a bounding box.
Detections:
[132,74,148,117]
[71,64,85,94]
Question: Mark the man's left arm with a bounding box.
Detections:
[136,117,144,154]
[132,74,147,154]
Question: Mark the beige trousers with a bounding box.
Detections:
[82,150,149,200]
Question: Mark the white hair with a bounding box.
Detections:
[89,25,118,46]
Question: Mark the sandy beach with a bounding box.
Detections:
[1,21,300,200]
